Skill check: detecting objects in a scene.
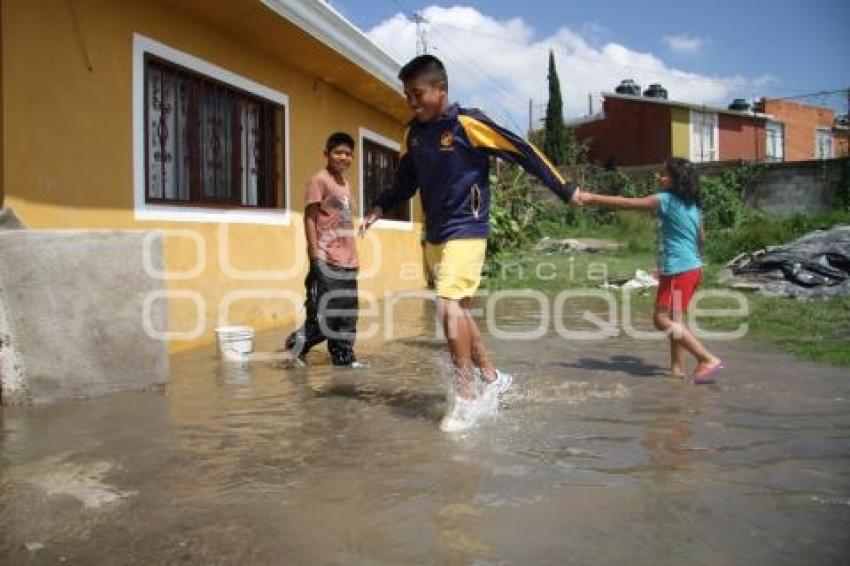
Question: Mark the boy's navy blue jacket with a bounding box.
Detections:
[376,103,577,244]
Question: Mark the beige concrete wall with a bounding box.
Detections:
[0,230,169,405]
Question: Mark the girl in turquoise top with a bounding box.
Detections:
[581,158,724,384]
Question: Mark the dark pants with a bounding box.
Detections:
[285,260,358,366]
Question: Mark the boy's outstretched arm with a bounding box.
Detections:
[458,109,579,204]
[580,192,658,211]
[362,129,418,231]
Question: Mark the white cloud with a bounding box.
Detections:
[367,6,763,131]
[663,34,705,53]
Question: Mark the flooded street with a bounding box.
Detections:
[2,296,849,565]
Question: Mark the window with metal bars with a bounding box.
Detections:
[144,55,285,209]
[362,138,410,221]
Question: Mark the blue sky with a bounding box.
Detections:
[330,0,849,127]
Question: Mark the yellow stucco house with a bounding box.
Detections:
[1,0,426,351]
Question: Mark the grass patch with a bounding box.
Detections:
[500,209,850,366]
[485,250,656,292]
[538,204,850,266]
[538,210,656,254]
[485,249,850,367]
[698,294,850,366]
[704,209,850,264]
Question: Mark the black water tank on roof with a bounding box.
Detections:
[728,98,751,111]
[643,83,668,99]
[615,79,641,96]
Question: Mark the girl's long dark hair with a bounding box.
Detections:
[664,157,702,208]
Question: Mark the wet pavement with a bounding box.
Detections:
[1,296,849,565]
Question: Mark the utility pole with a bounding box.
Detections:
[414,12,428,55]
[527,100,547,136]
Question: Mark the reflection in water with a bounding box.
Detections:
[436,453,492,564]
[642,388,699,561]
[1,296,849,564]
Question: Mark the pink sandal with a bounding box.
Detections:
[693,362,725,385]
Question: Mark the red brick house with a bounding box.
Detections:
[569,91,770,167]
[754,99,849,160]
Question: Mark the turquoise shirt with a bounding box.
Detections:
[656,191,703,275]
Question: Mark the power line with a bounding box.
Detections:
[384,0,524,128]
[418,19,846,99]
[382,2,848,124]
[427,27,529,131]
[768,88,849,102]
[386,0,528,133]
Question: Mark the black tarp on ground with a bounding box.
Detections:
[725,225,850,298]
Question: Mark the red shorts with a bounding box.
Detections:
[655,268,702,312]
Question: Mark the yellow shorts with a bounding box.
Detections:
[424,238,487,300]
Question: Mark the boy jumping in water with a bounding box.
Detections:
[362,55,580,431]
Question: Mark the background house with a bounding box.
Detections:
[569,83,769,167]
[834,116,850,157]
[569,81,848,168]
[754,98,849,161]
[1,0,424,351]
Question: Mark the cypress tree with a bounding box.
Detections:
[543,50,567,165]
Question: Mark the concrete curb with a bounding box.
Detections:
[0,207,26,230]
[0,230,169,405]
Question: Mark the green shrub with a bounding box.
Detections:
[490,157,849,269]
[611,211,655,253]
[700,164,760,230]
[703,210,850,263]
[487,165,547,260]
[839,159,850,211]
[489,202,537,256]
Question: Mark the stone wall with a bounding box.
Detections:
[609,158,849,217]
[742,159,848,217]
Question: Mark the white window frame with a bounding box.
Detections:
[132,33,291,225]
[815,128,834,160]
[358,127,413,231]
[689,110,719,163]
[765,121,785,163]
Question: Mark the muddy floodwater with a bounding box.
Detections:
[2,296,849,565]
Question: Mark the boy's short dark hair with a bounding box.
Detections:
[326,132,355,152]
[398,55,448,87]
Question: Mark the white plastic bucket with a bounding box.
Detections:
[214,325,255,362]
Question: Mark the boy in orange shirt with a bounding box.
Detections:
[284,132,364,368]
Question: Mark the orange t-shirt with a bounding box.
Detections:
[305,169,358,269]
